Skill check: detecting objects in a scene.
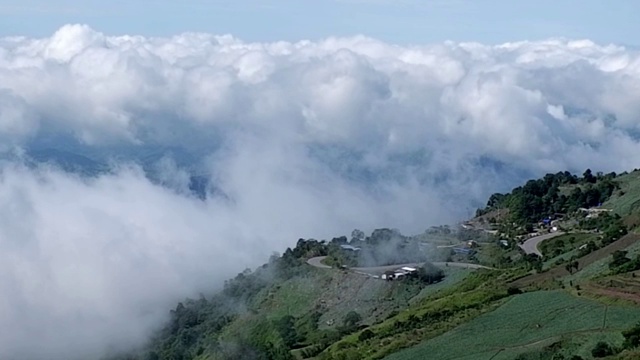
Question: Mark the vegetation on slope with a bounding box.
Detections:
[110,167,640,360]
[477,169,618,227]
[384,291,640,360]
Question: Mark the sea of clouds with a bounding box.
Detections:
[2,24,640,359]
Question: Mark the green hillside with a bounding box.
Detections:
[602,171,640,230]
[111,168,640,360]
[384,291,640,360]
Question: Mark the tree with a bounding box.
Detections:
[622,322,640,349]
[507,286,522,295]
[525,223,534,233]
[145,351,160,360]
[417,264,445,284]
[351,229,365,242]
[583,169,596,184]
[358,329,375,341]
[610,250,631,269]
[275,315,298,348]
[591,341,614,357]
[343,311,362,328]
[565,263,574,274]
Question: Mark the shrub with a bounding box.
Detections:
[591,341,614,357]
[507,286,522,295]
[358,329,375,342]
[622,322,640,349]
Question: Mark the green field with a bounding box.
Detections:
[384,290,640,360]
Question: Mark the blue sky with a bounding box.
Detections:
[0,0,638,45]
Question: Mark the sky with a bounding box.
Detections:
[0,0,639,46]
[2,3,640,360]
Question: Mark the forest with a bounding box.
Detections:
[477,169,619,225]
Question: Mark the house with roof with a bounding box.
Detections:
[381,266,418,280]
[340,244,361,252]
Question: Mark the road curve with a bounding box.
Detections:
[306,255,332,269]
[306,256,493,274]
[518,231,565,257]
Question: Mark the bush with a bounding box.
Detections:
[358,329,375,342]
[507,286,522,295]
[343,311,362,328]
[591,341,614,357]
[622,322,640,349]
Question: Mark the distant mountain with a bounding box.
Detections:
[26,148,108,175]
[21,146,218,200]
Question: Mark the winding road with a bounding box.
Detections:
[306,256,493,275]
[518,231,565,257]
[310,232,561,274]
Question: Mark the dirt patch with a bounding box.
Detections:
[511,234,640,287]
[584,272,640,304]
[586,286,640,304]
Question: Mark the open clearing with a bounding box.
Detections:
[383,290,640,360]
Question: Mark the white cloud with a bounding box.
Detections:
[2,24,640,359]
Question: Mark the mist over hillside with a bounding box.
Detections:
[2,25,640,359]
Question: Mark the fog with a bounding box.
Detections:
[2,25,640,359]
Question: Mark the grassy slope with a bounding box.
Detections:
[604,171,640,214]
[409,267,472,305]
[603,171,640,230]
[511,234,640,288]
[215,266,474,355]
[319,269,525,360]
[383,290,640,360]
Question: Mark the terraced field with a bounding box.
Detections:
[585,271,640,305]
[384,290,640,360]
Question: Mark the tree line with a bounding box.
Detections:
[477,169,619,226]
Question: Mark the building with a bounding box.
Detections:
[381,266,418,280]
[453,247,476,255]
[340,244,361,252]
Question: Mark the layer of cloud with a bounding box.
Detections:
[2,24,640,359]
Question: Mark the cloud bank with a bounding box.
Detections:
[2,24,640,359]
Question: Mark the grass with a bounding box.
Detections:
[253,272,329,319]
[604,171,640,217]
[320,270,513,359]
[249,266,430,329]
[539,233,598,259]
[543,248,580,270]
[383,290,640,360]
[409,267,473,304]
